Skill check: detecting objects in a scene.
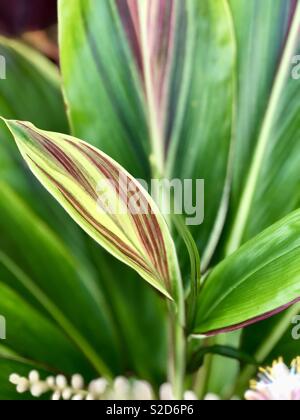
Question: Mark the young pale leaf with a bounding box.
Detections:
[193,210,300,336]
[5,120,180,300]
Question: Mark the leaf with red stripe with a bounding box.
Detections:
[59,0,236,267]
[4,119,181,300]
[193,210,300,336]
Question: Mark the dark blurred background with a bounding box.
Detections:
[0,0,58,60]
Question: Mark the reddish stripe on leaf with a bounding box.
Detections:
[68,140,169,280]
[149,0,175,110]
[19,124,97,199]
[117,0,176,146]
[29,156,156,277]
[200,297,300,337]
[72,141,171,287]
[116,0,143,74]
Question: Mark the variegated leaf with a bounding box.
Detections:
[4,120,181,300]
[59,0,235,265]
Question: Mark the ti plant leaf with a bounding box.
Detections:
[59,0,236,267]
[0,183,121,377]
[4,120,181,301]
[0,36,67,133]
[0,282,93,377]
[193,210,300,336]
[59,0,150,179]
[0,36,68,198]
[0,36,85,254]
[226,0,300,253]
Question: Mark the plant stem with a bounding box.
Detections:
[168,289,186,399]
[167,239,186,400]
[194,338,214,399]
[137,1,186,397]
[138,0,165,178]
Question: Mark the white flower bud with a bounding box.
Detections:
[31,383,46,398]
[159,383,174,400]
[56,375,67,389]
[62,388,72,400]
[52,391,61,401]
[184,391,197,400]
[114,376,130,399]
[16,379,29,394]
[71,374,84,390]
[29,370,40,383]
[9,374,20,385]
[132,381,153,400]
[46,376,55,387]
[72,394,84,400]
[89,378,108,395]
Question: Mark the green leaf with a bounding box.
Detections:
[0,33,168,385]
[0,282,93,376]
[194,210,300,335]
[0,37,67,132]
[0,36,67,193]
[0,36,86,254]
[4,120,181,300]
[241,304,300,366]
[59,0,236,266]
[59,0,150,178]
[0,183,121,377]
[172,214,201,327]
[87,241,168,385]
[166,0,236,261]
[226,0,300,253]
[187,345,256,374]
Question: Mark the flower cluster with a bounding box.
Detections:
[11,357,300,401]
[9,372,197,401]
[245,358,300,401]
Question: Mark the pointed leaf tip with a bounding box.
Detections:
[5,120,180,300]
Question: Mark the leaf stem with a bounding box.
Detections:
[167,291,186,399]
[137,1,186,398]
[138,0,165,178]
